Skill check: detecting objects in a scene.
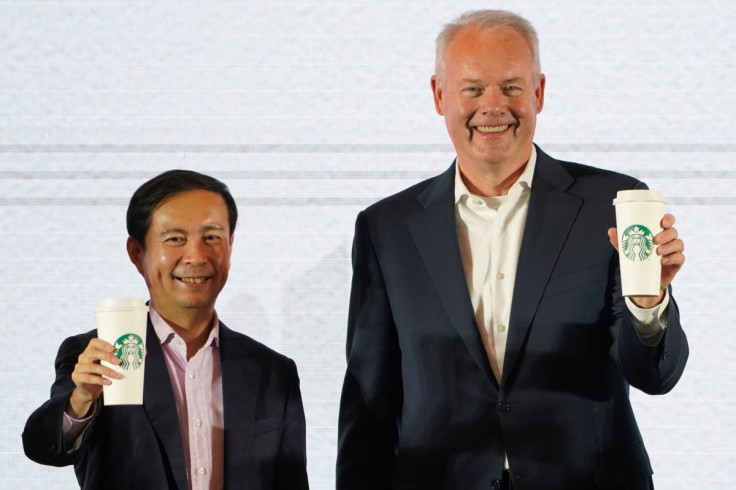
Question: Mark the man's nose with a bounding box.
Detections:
[480,87,506,115]
[183,240,208,264]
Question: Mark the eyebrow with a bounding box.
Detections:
[201,225,226,233]
[159,228,187,236]
[459,77,527,85]
[159,224,227,236]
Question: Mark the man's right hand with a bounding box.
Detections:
[66,338,121,419]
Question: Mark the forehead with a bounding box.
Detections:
[149,189,229,229]
[444,26,534,76]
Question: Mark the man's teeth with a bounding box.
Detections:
[180,277,206,284]
[476,125,510,133]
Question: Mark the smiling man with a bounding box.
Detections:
[337,10,688,490]
[24,170,309,490]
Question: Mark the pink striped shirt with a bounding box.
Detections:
[150,307,224,490]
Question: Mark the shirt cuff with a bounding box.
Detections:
[625,289,670,345]
[62,402,96,452]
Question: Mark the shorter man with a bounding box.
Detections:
[24,170,309,490]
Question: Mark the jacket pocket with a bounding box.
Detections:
[253,413,283,435]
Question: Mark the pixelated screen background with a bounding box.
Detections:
[3,2,734,488]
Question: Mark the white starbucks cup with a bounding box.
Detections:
[94,299,149,405]
[612,190,667,297]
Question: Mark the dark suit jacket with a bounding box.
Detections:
[337,147,688,490]
[23,318,309,490]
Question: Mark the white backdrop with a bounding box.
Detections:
[3,1,734,488]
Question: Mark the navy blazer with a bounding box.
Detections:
[337,147,688,490]
[24,318,309,490]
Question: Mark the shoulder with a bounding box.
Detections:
[357,165,454,235]
[539,147,640,187]
[536,148,644,199]
[562,160,640,187]
[218,322,297,372]
[56,329,96,360]
[362,180,431,219]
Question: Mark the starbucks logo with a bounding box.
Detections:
[114,334,144,371]
[621,225,655,262]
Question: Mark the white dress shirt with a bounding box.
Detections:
[453,146,669,383]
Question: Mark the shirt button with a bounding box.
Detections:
[196,467,206,476]
[497,272,505,280]
[188,371,195,379]
[194,418,202,427]
[496,221,503,229]
[497,324,507,332]
[176,339,183,346]
[472,198,483,206]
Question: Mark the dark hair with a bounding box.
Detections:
[126,170,238,248]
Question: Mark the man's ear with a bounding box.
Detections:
[535,74,546,113]
[126,236,145,275]
[431,75,446,116]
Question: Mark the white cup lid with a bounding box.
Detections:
[613,189,667,205]
[95,298,149,312]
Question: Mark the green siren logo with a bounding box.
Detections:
[621,225,655,262]
[114,334,144,370]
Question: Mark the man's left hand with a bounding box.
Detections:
[608,213,685,308]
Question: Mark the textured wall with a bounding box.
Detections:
[3,1,734,488]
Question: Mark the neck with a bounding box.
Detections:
[155,305,216,359]
[458,159,527,197]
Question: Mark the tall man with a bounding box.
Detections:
[24,170,309,490]
[337,10,687,490]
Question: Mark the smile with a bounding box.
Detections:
[175,275,212,284]
[475,124,511,133]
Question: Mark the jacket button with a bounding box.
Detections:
[491,479,501,490]
[497,401,512,413]
[662,348,669,360]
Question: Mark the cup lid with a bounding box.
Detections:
[95,298,149,312]
[612,189,667,205]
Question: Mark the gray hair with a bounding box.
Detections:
[435,10,541,84]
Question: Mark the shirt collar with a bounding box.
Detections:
[150,305,220,349]
[454,145,537,203]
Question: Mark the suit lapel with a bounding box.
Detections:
[501,149,582,387]
[219,323,260,485]
[407,163,497,387]
[142,319,189,490]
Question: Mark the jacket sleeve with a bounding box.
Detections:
[337,211,403,489]
[23,331,97,467]
[612,275,689,395]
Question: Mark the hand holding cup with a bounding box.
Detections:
[608,191,685,308]
[67,338,122,419]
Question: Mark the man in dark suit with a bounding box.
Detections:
[337,10,687,490]
[23,170,309,489]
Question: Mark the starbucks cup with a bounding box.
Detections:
[612,190,667,297]
[94,299,149,405]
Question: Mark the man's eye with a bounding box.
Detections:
[204,234,221,242]
[503,86,521,94]
[462,87,481,95]
[164,236,186,244]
